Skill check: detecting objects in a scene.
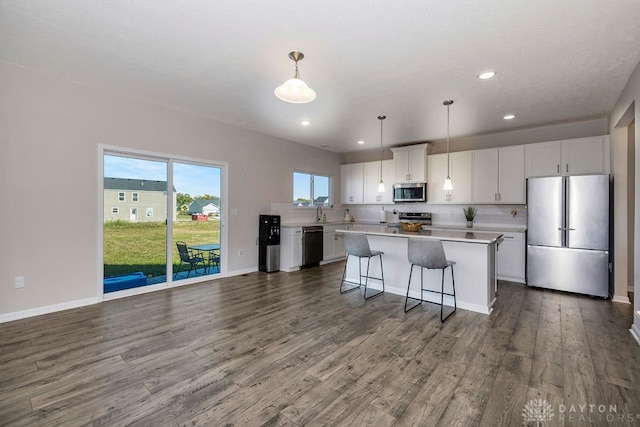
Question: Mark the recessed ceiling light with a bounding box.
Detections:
[503,114,516,120]
[300,120,310,126]
[357,140,365,145]
[478,71,496,80]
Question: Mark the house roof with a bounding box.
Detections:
[104,177,176,192]
[191,198,220,208]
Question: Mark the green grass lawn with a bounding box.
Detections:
[104,216,220,277]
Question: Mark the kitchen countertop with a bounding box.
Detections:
[336,224,503,244]
[281,221,377,228]
[421,224,527,233]
[282,221,525,233]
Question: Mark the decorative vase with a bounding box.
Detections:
[466,220,473,228]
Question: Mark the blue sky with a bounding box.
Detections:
[104,155,221,198]
[293,172,329,201]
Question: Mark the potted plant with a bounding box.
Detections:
[463,206,477,228]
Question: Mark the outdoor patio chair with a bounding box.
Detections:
[174,241,206,278]
[207,251,221,274]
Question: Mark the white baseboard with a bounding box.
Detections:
[611,295,631,304]
[226,266,259,276]
[0,297,99,324]
[630,324,640,347]
[1,267,262,323]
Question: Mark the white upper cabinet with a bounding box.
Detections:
[561,135,610,175]
[427,151,472,204]
[473,146,525,203]
[427,153,447,203]
[450,151,473,203]
[364,159,394,204]
[525,135,610,177]
[391,143,429,183]
[340,163,364,204]
[472,149,499,203]
[498,146,526,203]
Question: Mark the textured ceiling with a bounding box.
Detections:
[2,0,640,153]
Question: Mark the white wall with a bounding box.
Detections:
[0,61,341,318]
[609,58,640,342]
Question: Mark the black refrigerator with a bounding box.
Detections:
[259,214,280,272]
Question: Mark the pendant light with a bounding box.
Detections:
[378,115,386,192]
[274,51,316,104]
[443,100,454,191]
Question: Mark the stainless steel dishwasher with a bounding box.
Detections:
[302,225,323,267]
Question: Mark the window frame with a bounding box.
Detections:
[132,192,139,202]
[118,192,125,202]
[293,170,332,207]
[111,207,119,214]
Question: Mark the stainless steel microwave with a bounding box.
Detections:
[393,182,427,202]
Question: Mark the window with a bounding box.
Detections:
[118,192,125,202]
[112,207,119,214]
[293,171,331,207]
[146,208,153,218]
[132,192,139,202]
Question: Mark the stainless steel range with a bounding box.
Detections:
[387,212,432,228]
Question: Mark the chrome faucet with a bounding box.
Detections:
[316,206,323,222]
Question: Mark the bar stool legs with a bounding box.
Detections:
[404,263,456,322]
[339,253,385,300]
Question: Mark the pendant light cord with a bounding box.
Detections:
[443,100,453,179]
[378,115,386,181]
[446,103,450,178]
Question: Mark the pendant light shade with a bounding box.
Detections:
[378,115,386,193]
[443,100,454,192]
[274,51,316,104]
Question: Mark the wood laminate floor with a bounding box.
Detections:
[2,262,640,426]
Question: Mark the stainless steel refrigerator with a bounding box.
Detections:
[527,174,610,297]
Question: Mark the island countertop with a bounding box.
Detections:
[336,224,503,244]
[336,224,500,315]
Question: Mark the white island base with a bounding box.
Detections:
[337,226,501,315]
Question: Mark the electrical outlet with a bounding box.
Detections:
[15,276,24,289]
[238,249,244,256]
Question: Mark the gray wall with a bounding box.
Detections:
[342,117,608,163]
[0,60,341,317]
[608,57,640,338]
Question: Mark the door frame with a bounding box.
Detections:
[98,144,228,301]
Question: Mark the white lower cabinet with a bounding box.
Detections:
[497,232,525,283]
[280,227,302,271]
[322,224,348,262]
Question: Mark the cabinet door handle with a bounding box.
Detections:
[503,235,514,239]
[498,193,501,201]
[565,164,568,173]
[557,164,560,174]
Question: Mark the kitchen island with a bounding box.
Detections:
[336,225,503,315]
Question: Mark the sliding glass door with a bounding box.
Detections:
[103,154,168,292]
[172,162,222,281]
[102,150,223,294]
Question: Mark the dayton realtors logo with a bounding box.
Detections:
[522,399,640,425]
[522,398,554,424]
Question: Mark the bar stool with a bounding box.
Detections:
[340,234,385,300]
[404,238,456,322]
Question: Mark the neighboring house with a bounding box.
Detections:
[189,198,220,216]
[314,196,329,206]
[104,178,177,222]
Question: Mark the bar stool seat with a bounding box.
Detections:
[340,234,385,300]
[404,238,456,322]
